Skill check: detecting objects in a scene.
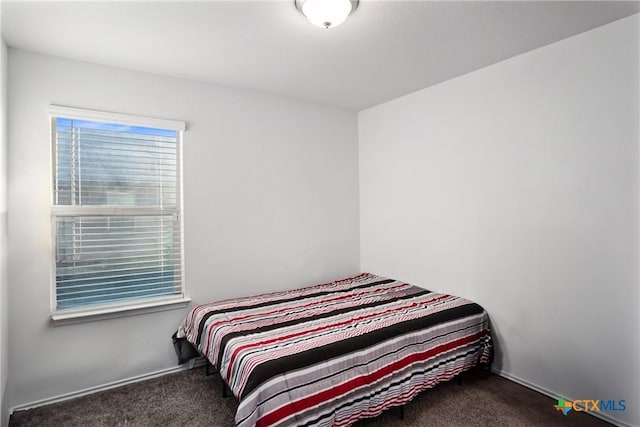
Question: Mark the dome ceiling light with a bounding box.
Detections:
[295,0,359,29]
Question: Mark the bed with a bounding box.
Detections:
[174,273,493,427]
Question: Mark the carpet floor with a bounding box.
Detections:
[9,367,611,426]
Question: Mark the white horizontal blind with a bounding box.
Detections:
[51,111,184,311]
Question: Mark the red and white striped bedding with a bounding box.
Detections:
[177,273,492,427]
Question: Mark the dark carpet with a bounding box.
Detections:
[9,367,610,426]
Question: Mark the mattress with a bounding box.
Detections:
[176,273,493,427]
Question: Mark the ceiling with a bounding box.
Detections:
[2,1,639,111]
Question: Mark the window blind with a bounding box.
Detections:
[51,111,184,311]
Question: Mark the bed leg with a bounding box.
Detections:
[222,380,229,398]
[205,362,216,377]
[456,373,463,386]
[398,405,405,420]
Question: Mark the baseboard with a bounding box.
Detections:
[10,357,207,415]
[492,368,632,427]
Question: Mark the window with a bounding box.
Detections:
[50,106,187,320]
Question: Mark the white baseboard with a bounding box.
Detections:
[10,358,207,415]
[492,368,633,427]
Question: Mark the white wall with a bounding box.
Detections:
[0,38,9,427]
[7,49,359,409]
[359,14,639,427]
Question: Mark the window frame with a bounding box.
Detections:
[49,105,189,324]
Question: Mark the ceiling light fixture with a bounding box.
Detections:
[295,0,359,29]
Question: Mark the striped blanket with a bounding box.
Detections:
[176,273,492,427]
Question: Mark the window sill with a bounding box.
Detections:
[50,296,192,326]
